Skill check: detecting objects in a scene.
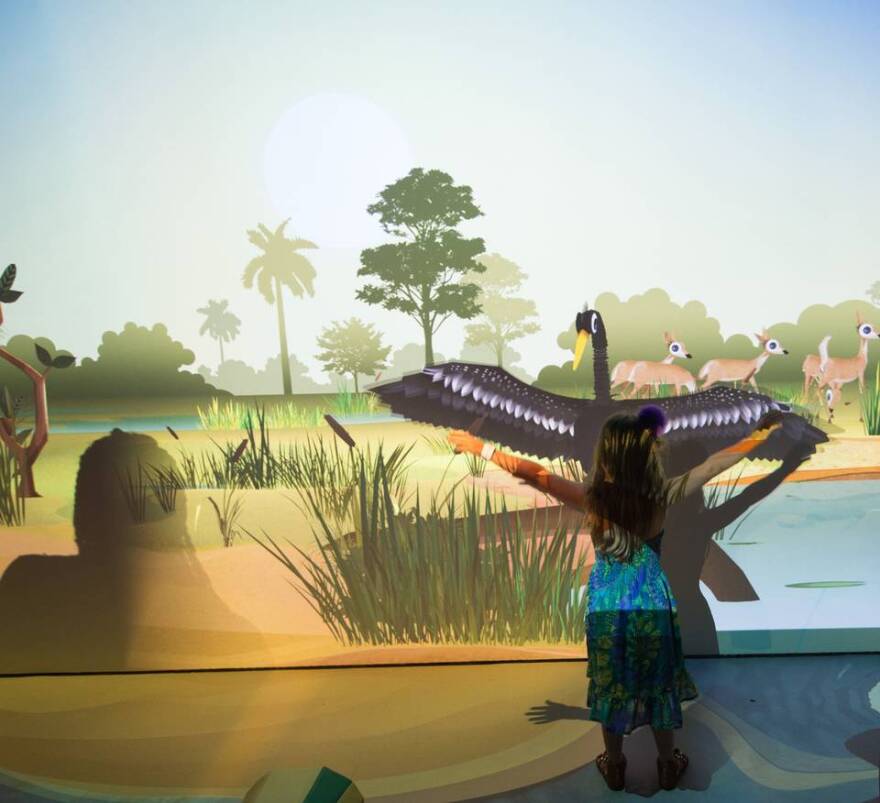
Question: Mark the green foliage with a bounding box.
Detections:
[0,264,21,304]
[207,489,244,547]
[243,219,319,395]
[861,364,880,436]
[357,168,487,365]
[463,253,541,368]
[196,393,381,431]
[248,461,588,646]
[315,318,391,393]
[197,299,241,363]
[0,327,222,399]
[0,440,25,526]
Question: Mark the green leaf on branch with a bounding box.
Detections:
[34,344,53,367]
[52,353,76,369]
[0,289,22,303]
[0,264,16,291]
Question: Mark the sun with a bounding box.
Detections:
[263,92,414,250]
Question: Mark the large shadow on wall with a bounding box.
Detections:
[0,429,264,674]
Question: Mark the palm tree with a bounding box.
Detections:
[867,281,880,307]
[197,299,241,364]
[243,219,318,394]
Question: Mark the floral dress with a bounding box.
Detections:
[585,530,699,736]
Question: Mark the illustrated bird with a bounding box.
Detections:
[368,305,828,476]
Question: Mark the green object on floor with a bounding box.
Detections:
[244,766,363,803]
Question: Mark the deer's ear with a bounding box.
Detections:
[856,309,863,324]
[663,331,671,342]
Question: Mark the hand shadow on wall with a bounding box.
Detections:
[0,429,265,674]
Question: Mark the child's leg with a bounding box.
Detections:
[602,725,624,762]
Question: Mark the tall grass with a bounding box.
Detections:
[247,457,588,646]
[760,382,820,426]
[197,390,381,432]
[0,441,25,526]
[703,466,760,542]
[861,364,880,436]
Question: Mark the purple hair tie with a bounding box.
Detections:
[637,404,667,437]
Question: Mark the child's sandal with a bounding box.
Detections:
[657,748,689,790]
[596,750,627,791]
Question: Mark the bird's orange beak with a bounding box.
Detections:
[573,329,590,371]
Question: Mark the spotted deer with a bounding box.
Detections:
[611,332,692,398]
[809,311,880,420]
[698,330,788,391]
[626,333,697,398]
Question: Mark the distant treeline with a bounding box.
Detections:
[536,291,879,391]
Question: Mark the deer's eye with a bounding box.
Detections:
[671,344,679,352]
[825,389,833,402]
[768,340,778,350]
[861,325,873,336]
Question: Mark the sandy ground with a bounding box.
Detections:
[1,421,878,673]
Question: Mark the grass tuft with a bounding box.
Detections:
[246,454,588,647]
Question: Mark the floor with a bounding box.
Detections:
[0,653,877,803]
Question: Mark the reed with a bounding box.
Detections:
[703,466,760,542]
[0,441,25,526]
[860,364,880,436]
[246,458,588,646]
[207,488,245,548]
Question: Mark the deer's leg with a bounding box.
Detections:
[701,376,716,390]
[749,375,759,391]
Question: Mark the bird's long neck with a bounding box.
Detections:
[593,345,611,402]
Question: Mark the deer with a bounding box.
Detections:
[809,311,880,421]
[610,332,692,398]
[626,332,697,398]
[698,330,788,391]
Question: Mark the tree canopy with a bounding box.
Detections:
[463,253,540,368]
[356,168,486,365]
[315,318,391,394]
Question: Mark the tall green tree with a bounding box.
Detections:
[243,219,317,394]
[867,281,880,306]
[315,318,391,393]
[197,299,241,364]
[463,253,540,368]
[356,168,486,365]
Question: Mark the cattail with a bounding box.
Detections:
[325,414,356,449]
[230,438,248,463]
[166,426,179,440]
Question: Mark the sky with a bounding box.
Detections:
[0,0,878,382]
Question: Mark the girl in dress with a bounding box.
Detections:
[448,404,783,791]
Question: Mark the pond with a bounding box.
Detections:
[703,477,880,652]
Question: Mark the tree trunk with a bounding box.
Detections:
[353,373,360,394]
[495,337,504,368]
[422,318,435,366]
[274,275,292,395]
[0,349,51,498]
[219,337,225,365]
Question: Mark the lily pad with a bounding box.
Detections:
[785,581,865,589]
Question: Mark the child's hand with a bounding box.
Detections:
[448,430,484,456]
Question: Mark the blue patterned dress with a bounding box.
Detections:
[585,530,699,735]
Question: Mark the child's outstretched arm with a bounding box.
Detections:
[447,430,587,512]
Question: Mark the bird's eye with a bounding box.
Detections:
[862,325,872,336]
[671,344,679,352]
[591,313,598,334]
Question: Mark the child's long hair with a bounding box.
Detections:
[584,409,670,563]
